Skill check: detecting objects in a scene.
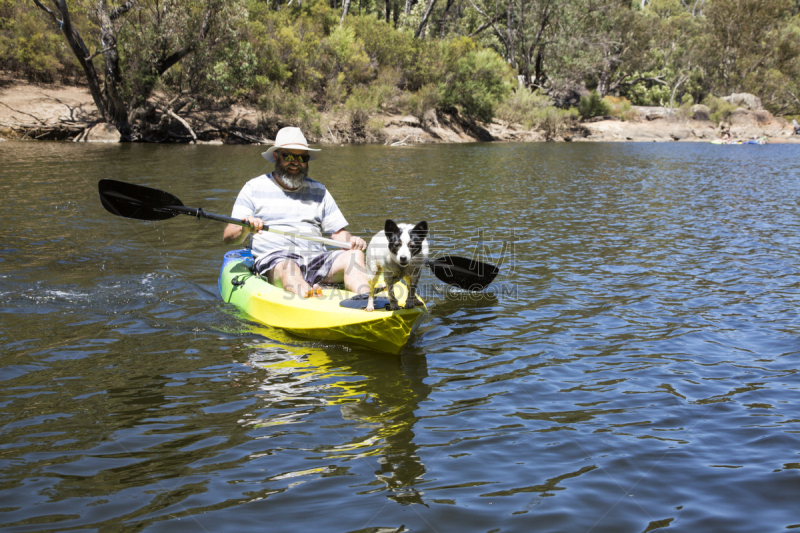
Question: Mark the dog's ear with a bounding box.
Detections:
[411,221,428,241]
[384,219,401,237]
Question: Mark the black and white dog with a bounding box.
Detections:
[365,219,429,312]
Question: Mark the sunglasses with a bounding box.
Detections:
[277,152,310,163]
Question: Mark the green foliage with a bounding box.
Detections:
[0,1,83,82]
[344,85,380,132]
[9,0,800,136]
[578,91,611,119]
[703,95,739,124]
[537,106,580,139]
[495,88,578,137]
[604,96,635,120]
[495,88,554,126]
[438,39,513,122]
[258,85,322,138]
[405,84,441,124]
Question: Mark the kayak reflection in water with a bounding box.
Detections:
[222,127,369,299]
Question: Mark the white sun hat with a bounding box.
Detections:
[262,127,320,163]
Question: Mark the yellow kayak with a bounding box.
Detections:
[219,249,427,353]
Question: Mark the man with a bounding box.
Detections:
[223,127,368,298]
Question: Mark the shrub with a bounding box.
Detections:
[366,117,386,142]
[258,86,322,138]
[438,40,513,122]
[703,95,738,124]
[604,95,634,120]
[496,88,553,126]
[578,91,611,119]
[344,85,380,132]
[536,106,580,139]
[405,84,441,124]
[626,81,672,106]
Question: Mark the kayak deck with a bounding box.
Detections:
[219,249,427,353]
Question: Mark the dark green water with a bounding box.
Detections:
[2,140,800,532]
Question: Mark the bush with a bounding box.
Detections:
[344,85,380,132]
[578,91,611,119]
[536,106,580,139]
[625,81,672,106]
[366,117,386,142]
[703,95,738,124]
[258,86,322,138]
[438,39,513,122]
[604,95,635,120]
[496,88,553,126]
[405,84,441,124]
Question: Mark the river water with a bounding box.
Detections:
[1,140,799,532]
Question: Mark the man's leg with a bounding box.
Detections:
[268,259,321,298]
[323,250,369,294]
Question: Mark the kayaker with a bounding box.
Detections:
[793,120,800,135]
[223,127,368,299]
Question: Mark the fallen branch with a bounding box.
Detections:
[228,129,268,144]
[390,134,413,146]
[164,109,196,143]
[328,125,339,143]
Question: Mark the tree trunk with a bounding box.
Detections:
[32,0,107,122]
[506,3,515,68]
[340,0,351,23]
[97,2,131,139]
[414,0,437,38]
[439,0,455,38]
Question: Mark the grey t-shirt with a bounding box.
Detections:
[231,173,348,259]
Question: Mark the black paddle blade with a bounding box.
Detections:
[427,255,499,291]
[98,179,184,221]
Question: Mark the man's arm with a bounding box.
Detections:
[331,229,366,251]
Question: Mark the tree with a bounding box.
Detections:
[702,0,792,95]
[31,0,247,140]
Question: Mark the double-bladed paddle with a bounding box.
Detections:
[98,179,499,291]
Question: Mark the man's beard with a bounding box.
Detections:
[275,165,308,190]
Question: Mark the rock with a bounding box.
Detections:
[754,110,773,125]
[83,123,121,143]
[670,127,693,140]
[585,115,619,123]
[549,83,590,108]
[423,108,440,129]
[691,104,711,121]
[723,93,762,110]
[632,106,672,121]
[729,108,775,126]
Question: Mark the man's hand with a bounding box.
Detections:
[349,236,367,251]
[223,216,263,245]
[243,216,264,234]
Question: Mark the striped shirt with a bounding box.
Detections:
[231,173,348,259]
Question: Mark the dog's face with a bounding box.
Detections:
[385,219,428,267]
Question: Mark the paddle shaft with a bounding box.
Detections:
[171,205,350,249]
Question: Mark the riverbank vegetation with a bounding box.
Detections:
[1,0,798,141]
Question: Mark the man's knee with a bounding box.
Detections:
[269,259,303,282]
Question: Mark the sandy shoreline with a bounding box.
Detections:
[2,77,799,145]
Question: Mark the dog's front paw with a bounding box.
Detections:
[388,302,401,311]
[403,299,417,309]
[365,303,375,312]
